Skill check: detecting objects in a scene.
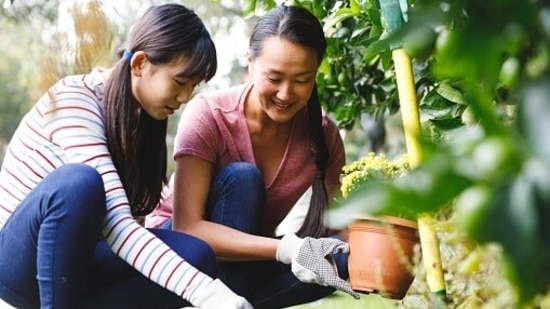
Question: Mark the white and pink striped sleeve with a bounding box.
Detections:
[42,76,213,300]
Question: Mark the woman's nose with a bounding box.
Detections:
[277,83,293,101]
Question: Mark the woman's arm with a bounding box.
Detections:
[171,132,355,297]
[172,155,279,261]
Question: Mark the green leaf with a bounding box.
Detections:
[428,117,464,130]
[242,0,257,19]
[318,57,331,77]
[467,162,550,303]
[266,0,277,9]
[363,38,391,63]
[366,8,382,28]
[350,0,361,14]
[436,80,466,105]
[517,77,550,159]
[311,1,327,18]
[381,48,394,71]
[350,27,370,41]
[324,8,359,32]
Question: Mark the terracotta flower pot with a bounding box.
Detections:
[347,215,420,299]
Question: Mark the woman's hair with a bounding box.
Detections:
[249,5,329,238]
[103,3,217,217]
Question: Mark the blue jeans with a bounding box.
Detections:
[163,162,349,309]
[0,164,217,309]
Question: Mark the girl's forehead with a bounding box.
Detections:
[170,56,193,73]
[169,58,202,81]
[164,49,214,79]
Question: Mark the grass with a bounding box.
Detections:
[288,291,403,308]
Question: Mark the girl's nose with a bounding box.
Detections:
[177,84,195,104]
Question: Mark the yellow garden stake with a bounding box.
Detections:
[379,0,448,306]
[392,49,422,166]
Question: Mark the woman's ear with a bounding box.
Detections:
[130,51,148,77]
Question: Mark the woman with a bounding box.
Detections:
[146,5,360,308]
[0,3,251,309]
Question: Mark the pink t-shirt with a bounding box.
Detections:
[146,82,345,236]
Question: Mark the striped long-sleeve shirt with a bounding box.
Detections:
[0,67,212,302]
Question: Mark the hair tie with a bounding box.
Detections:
[123,50,133,60]
[315,170,325,180]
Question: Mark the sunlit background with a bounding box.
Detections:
[0,0,394,173]
[0,0,258,172]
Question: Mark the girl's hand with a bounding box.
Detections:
[189,278,254,309]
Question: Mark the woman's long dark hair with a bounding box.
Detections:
[249,5,330,238]
[103,3,217,216]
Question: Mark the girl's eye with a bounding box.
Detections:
[267,77,281,83]
[176,78,200,88]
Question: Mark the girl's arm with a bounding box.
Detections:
[43,80,214,301]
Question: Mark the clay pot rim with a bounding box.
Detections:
[349,214,418,229]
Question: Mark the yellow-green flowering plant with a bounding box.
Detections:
[340,152,410,199]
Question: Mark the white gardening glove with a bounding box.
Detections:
[188,278,254,309]
[276,233,360,299]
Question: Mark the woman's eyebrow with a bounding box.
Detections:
[264,69,316,76]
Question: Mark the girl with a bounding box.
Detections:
[0,3,251,309]
[147,5,359,308]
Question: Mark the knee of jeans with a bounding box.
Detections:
[58,164,106,219]
[219,162,264,191]
[333,251,349,279]
[153,230,217,277]
[328,235,349,279]
[181,236,217,276]
[55,164,103,189]
[223,162,261,181]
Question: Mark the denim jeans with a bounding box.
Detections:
[0,163,217,309]
[163,162,349,309]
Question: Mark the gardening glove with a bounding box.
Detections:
[276,233,360,299]
[188,278,254,309]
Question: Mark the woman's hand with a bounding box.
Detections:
[276,233,360,299]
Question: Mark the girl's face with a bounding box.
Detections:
[248,37,318,123]
[131,53,199,120]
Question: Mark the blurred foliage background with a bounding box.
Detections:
[243,0,550,308]
[0,0,255,170]
[3,0,550,308]
[247,0,550,308]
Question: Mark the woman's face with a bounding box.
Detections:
[131,53,199,120]
[248,37,319,123]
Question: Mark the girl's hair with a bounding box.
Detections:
[249,5,329,238]
[103,3,217,217]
